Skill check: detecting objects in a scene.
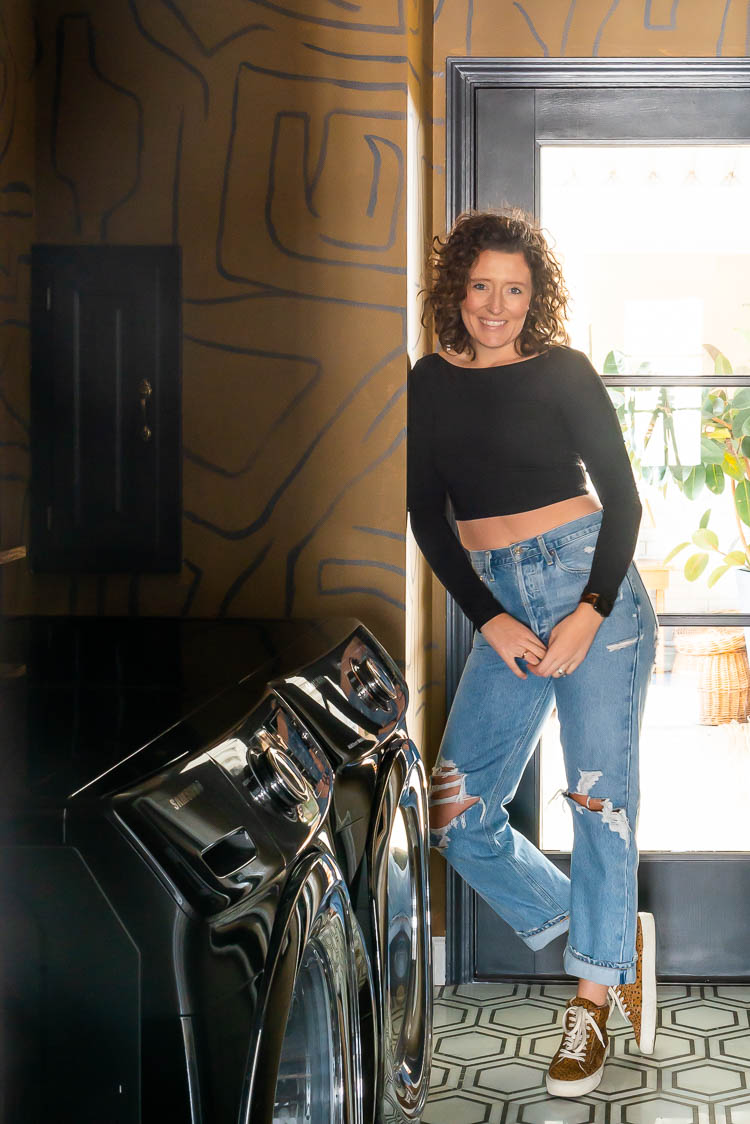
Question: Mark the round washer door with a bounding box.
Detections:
[241,850,375,1124]
[369,740,432,1123]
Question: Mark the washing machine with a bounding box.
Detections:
[0,616,380,1124]
[273,627,433,1123]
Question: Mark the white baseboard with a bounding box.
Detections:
[432,936,446,986]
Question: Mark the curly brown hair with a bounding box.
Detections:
[423,210,569,360]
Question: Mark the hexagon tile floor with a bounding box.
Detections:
[425,982,750,1124]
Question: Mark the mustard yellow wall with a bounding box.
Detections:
[2,0,749,940]
[2,0,414,664]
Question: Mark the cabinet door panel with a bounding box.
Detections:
[31,246,181,572]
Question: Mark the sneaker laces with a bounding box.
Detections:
[558,1003,607,1065]
[608,985,631,1020]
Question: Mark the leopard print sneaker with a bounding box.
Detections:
[546,996,610,1098]
[609,911,657,1054]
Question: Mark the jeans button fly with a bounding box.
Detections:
[514,547,522,558]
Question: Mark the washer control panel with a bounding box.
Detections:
[115,694,333,914]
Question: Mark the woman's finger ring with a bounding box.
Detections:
[554,667,567,677]
[521,650,528,659]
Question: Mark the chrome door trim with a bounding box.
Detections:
[368,739,432,1122]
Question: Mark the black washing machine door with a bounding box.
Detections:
[241,849,377,1124]
[368,740,432,1124]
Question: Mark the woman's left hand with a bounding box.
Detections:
[530,603,603,679]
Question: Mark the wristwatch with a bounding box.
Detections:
[580,591,614,618]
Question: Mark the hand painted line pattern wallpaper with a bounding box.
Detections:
[2,0,750,934]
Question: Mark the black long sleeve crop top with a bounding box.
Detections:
[407,346,642,629]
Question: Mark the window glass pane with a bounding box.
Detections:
[539,146,750,376]
[540,626,750,852]
[608,385,750,615]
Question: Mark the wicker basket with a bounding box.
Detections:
[673,628,750,725]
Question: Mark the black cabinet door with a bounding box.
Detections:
[30,245,181,572]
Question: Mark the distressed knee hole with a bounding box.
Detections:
[429,760,484,846]
[563,768,631,843]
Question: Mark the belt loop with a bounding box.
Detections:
[485,549,493,581]
[537,535,554,565]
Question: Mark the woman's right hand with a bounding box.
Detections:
[480,612,547,679]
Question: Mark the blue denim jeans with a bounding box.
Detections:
[429,511,657,985]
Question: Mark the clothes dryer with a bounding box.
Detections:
[273,625,432,1124]
[0,616,378,1124]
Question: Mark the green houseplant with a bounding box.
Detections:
[605,346,750,589]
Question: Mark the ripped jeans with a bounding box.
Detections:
[430,511,657,986]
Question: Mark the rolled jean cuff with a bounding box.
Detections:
[518,911,570,952]
[564,944,637,986]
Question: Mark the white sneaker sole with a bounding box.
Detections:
[638,911,657,1055]
[546,1057,605,1098]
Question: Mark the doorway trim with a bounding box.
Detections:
[444,56,750,984]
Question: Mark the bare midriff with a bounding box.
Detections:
[456,494,602,551]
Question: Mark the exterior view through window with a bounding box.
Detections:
[539,146,750,851]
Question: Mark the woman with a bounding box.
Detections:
[408,211,658,1097]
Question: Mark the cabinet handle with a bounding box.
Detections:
[138,379,152,442]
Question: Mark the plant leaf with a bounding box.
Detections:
[732,388,750,409]
[714,351,734,376]
[663,541,689,564]
[602,350,624,375]
[742,436,750,459]
[700,437,727,465]
[736,479,750,526]
[705,464,725,494]
[692,528,719,549]
[726,550,747,566]
[699,508,711,528]
[724,452,745,481]
[684,553,709,581]
[707,564,731,588]
[682,464,706,500]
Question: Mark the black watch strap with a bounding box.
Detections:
[580,591,614,618]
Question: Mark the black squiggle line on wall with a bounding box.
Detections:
[302,42,420,84]
[319,134,403,251]
[181,559,202,615]
[52,15,145,240]
[318,555,406,611]
[185,288,407,317]
[1,182,32,193]
[264,111,406,274]
[363,381,405,439]
[0,209,32,218]
[717,0,732,54]
[593,0,621,55]
[0,388,29,433]
[561,0,577,53]
[0,318,29,328]
[171,108,183,243]
[218,540,273,616]
[353,524,406,541]
[366,135,381,217]
[245,0,405,35]
[217,103,408,284]
[237,57,406,93]
[182,335,322,478]
[160,2,271,56]
[465,0,473,55]
[512,2,549,56]
[127,0,209,116]
[284,427,405,614]
[185,344,405,539]
[644,0,679,29]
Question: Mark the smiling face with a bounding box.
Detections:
[459,249,533,364]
